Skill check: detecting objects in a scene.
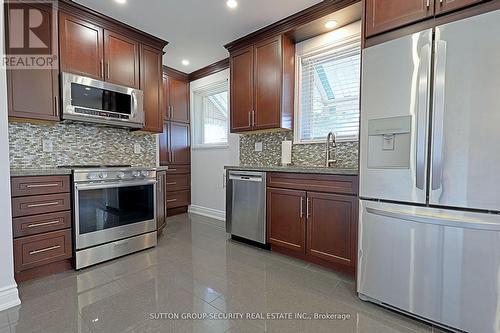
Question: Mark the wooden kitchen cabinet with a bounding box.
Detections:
[434,0,484,14]
[266,172,358,276]
[306,192,357,267]
[267,188,306,254]
[167,77,190,123]
[364,0,434,37]
[230,46,254,132]
[5,2,59,121]
[228,34,294,133]
[141,44,164,133]
[59,12,104,80]
[170,122,191,165]
[104,30,140,88]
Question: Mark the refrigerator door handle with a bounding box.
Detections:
[415,43,431,190]
[431,38,447,191]
[366,207,500,231]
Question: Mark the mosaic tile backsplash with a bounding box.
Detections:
[9,121,157,169]
[240,130,358,169]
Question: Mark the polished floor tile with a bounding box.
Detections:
[0,213,446,333]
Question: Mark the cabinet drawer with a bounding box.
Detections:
[14,229,72,272]
[165,165,190,174]
[12,193,71,217]
[166,190,190,209]
[166,174,190,192]
[13,211,71,238]
[267,173,358,195]
[11,176,70,197]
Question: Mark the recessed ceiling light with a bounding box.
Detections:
[114,0,126,4]
[226,0,238,9]
[181,59,190,66]
[325,20,338,29]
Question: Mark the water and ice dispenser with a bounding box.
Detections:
[367,116,412,169]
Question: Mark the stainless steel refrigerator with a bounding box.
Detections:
[358,9,500,333]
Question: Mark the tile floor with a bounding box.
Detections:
[0,213,448,333]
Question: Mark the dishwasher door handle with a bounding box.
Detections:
[229,175,263,182]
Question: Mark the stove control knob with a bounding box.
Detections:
[87,173,99,180]
[116,172,125,179]
[99,172,108,179]
[141,170,149,177]
[132,171,141,178]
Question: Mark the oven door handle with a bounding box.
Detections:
[75,180,157,191]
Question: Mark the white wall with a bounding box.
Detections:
[0,1,21,311]
[188,69,239,224]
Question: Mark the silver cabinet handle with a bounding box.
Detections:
[27,201,59,208]
[168,169,177,172]
[27,220,60,228]
[26,183,59,188]
[300,197,304,218]
[54,96,59,115]
[248,111,251,126]
[252,110,255,126]
[29,245,60,255]
[431,39,447,191]
[166,182,177,185]
[106,62,110,80]
[426,0,430,8]
[416,42,431,191]
[100,60,104,78]
[306,198,311,218]
[166,199,177,203]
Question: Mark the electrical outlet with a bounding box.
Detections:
[42,140,53,152]
[255,142,263,152]
[134,143,142,154]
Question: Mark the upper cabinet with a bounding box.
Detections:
[59,13,104,80]
[365,0,486,37]
[365,0,433,37]
[140,45,164,133]
[104,30,140,88]
[163,69,190,123]
[228,34,294,133]
[5,2,59,121]
[60,13,140,88]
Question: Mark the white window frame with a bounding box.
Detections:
[190,71,230,150]
[294,21,361,144]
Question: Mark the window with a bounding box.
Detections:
[192,80,229,147]
[295,30,361,143]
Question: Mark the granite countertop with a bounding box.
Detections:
[224,165,358,176]
[11,166,169,177]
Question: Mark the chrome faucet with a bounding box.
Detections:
[325,132,337,167]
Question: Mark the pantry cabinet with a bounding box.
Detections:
[266,172,358,275]
[140,45,164,133]
[228,34,294,133]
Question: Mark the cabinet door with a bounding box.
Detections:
[267,188,306,253]
[159,121,171,165]
[5,3,59,121]
[306,192,357,267]
[170,122,190,165]
[365,0,434,37]
[104,30,139,88]
[162,73,170,120]
[59,13,104,79]
[169,77,190,123]
[230,46,253,132]
[140,45,163,133]
[435,0,483,14]
[254,36,282,130]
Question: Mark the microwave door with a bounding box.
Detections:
[429,9,500,212]
[359,29,432,204]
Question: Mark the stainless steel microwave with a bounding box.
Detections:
[61,72,144,129]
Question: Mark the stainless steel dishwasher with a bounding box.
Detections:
[226,171,266,245]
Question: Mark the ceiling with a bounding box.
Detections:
[73,0,323,73]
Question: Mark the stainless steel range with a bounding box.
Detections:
[67,165,157,269]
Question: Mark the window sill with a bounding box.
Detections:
[192,144,230,150]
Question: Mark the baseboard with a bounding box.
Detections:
[188,205,226,228]
[0,284,20,311]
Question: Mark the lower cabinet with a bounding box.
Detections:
[156,170,167,235]
[266,173,358,276]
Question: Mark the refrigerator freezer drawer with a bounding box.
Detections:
[358,200,500,333]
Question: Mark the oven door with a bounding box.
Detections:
[75,180,156,250]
